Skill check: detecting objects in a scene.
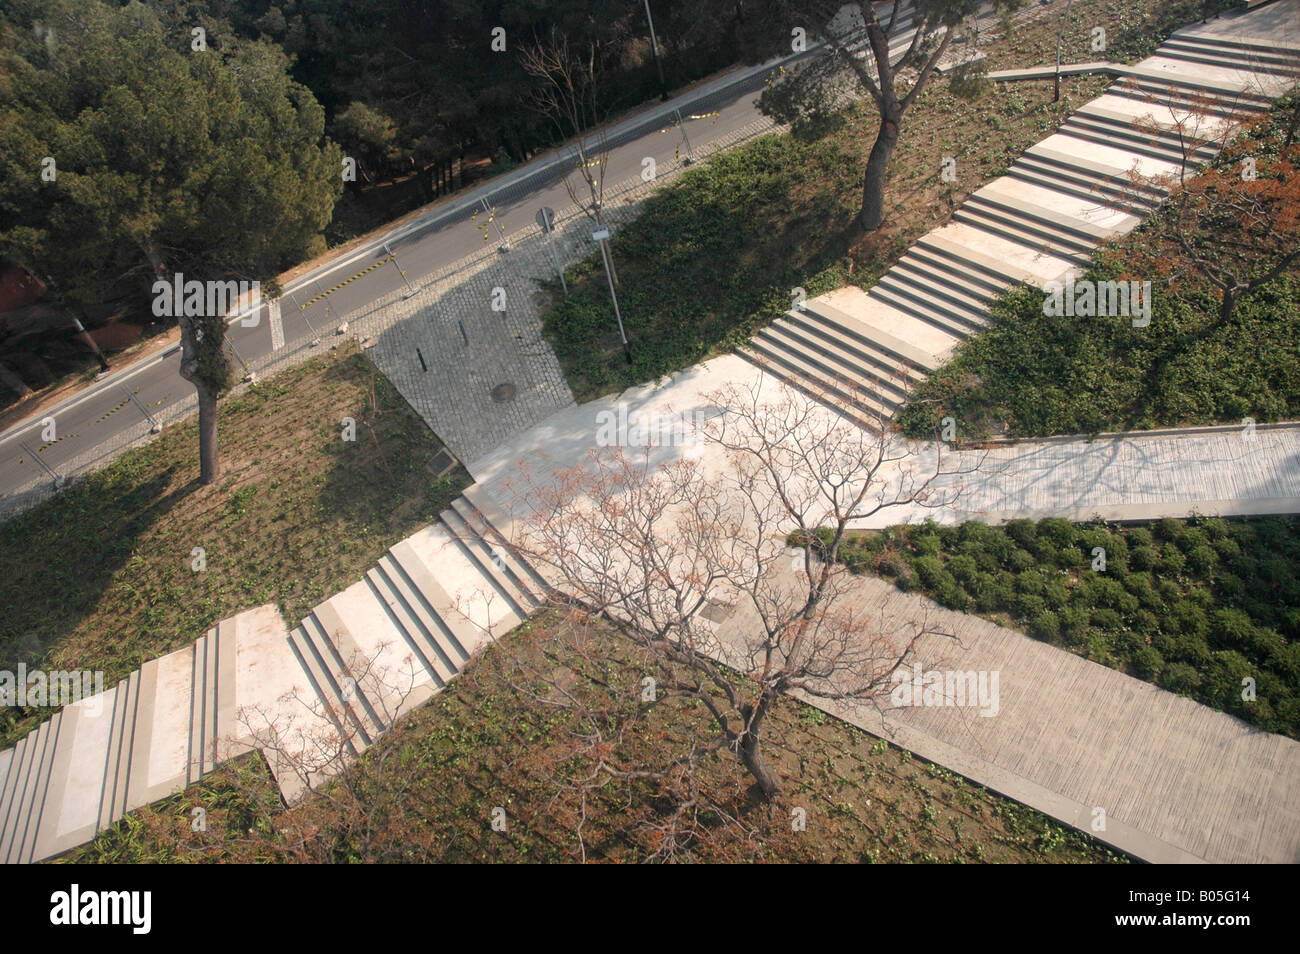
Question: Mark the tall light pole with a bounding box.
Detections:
[593,227,631,363]
[643,0,669,102]
[1054,0,1075,103]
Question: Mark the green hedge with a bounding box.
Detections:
[824,516,1300,737]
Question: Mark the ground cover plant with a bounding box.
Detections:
[818,515,1300,737]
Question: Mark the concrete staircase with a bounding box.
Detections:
[0,485,544,863]
[742,10,1300,426]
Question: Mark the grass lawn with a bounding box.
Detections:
[0,343,468,749]
[538,0,1234,403]
[61,609,1128,864]
[817,515,1300,738]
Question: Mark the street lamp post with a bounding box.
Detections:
[643,0,669,102]
[593,228,631,363]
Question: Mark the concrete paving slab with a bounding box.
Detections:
[32,689,116,861]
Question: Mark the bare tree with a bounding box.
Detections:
[521,29,622,234]
[500,375,986,799]
[1119,93,1300,327]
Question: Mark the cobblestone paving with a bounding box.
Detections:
[353,117,780,464]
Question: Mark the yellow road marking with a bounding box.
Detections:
[300,255,395,309]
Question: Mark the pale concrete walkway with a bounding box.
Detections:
[787,575,1300,865]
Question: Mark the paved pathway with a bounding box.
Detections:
[3,2,1299,864]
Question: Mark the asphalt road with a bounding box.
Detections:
[0,55,801,501]
[0,2,927,504]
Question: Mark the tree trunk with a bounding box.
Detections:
[0,360,33,400]
[859,113,900,233]
[196,384,220,485]
[174,304,223,488]
[737,700,781,797]
[1219,286,1239,326]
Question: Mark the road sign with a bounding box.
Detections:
[536,207,556,234]
[591,228,611,241]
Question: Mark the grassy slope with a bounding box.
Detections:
[0,344,468,748]
[898,97,1300,440]
[63,610,1128,864]
[538,0,1237,403]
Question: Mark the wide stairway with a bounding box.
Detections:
[0,484,546,863]
[742,12,1300,427]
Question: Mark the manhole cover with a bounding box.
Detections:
[491,382,517,403]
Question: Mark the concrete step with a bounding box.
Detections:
[123,647,202,815]
[966,187,1127,244]
[877,255,994,310]
[100,670,140,829]
[915,232,1047,289]
[1104,76,1270,117]
[449,496,546,607]
[1018,147,1169,203]
[0,747,12,808]
[3,715,58,863]
[31,687,120,862]
[307,605,393,743]
[388,537,495,659]
[1055,115,1216,167]
[799,297,942,372]
[737,343,894,433]
[1157,39,1300,77]
[439,506,534,619]
[209,618,240,771]
[1059,116,1209,168]
[1119,63,1277,104]
[321,585,439,726]
[457,487,555,600]
[0,734,32,861]
[783,307,930,390]
[364,564,455,689]
[370,554,467,681]
[758,320,911,408]
[951,205,1096,267]
[868,281,987,339]
[890,255,999,306]
[1004,162,1156,217]
[287,614,376,751]
[747,325,901,421]
[898,247,1012,300]
[1076,100,1233,149]
[1171,27,1300,57]
[188,628,217,785]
